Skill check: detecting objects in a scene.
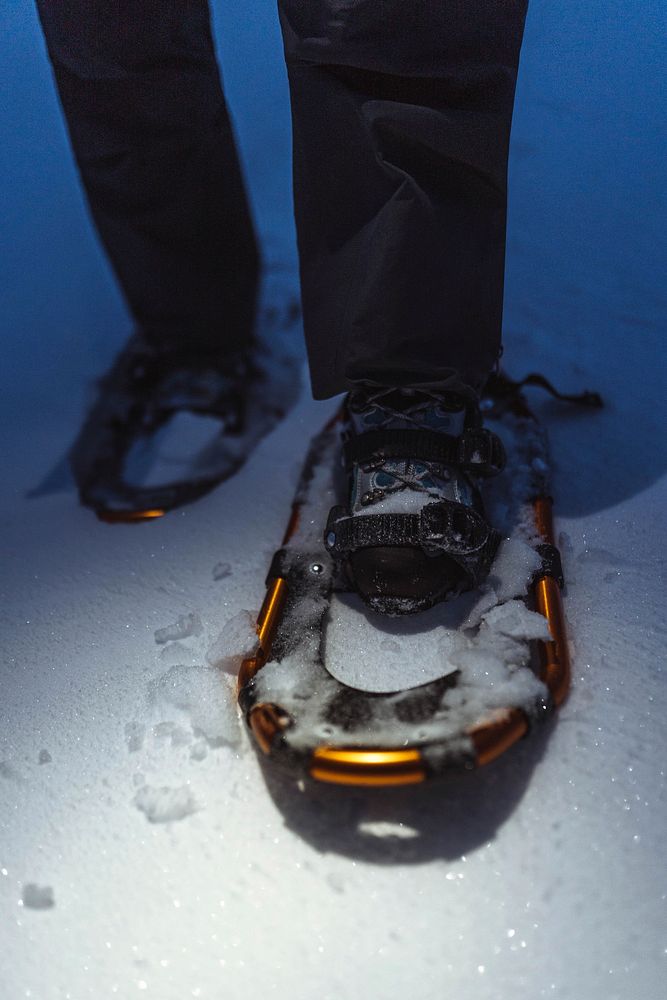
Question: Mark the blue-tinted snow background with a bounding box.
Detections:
[0,3,665,999]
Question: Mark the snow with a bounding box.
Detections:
[1,3,665,1000]
[149,665,242,748]
[205,609,258,672]
[133,783,199,825]
[124,722,146,754]
[485,537,543,605]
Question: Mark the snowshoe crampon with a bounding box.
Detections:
[238,379,572,787]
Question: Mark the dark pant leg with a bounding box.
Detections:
[36,0,259,353]
[278,1,528,398]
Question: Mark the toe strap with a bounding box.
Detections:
[343,427,506,476]
[325,500,501,588]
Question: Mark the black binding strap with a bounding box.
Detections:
[343,427,506,477]
[486,372,603,409]
[325,501,501,588]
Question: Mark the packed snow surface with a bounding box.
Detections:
[1,3,665,1000]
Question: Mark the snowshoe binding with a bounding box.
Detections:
[324,387,506,615]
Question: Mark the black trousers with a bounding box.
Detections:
[37,1,528,398]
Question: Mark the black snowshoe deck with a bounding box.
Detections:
[237,382,571,787]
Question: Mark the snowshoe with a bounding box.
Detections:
[69,314,301,522]
[237,375,578,787]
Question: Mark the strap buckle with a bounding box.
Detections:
[458,428,506,476]
[420,501,493,556]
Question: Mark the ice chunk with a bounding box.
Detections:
[37,749,51,765]
[205,610,257,673]
[154,612,203,645]
[21,884,55,910]
[133,784,198,824]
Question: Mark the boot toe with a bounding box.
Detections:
[347,546,465,615]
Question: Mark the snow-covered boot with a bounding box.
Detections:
[324,386,506,614]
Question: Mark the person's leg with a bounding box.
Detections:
[36,0,259,353]
[278,0,528,398]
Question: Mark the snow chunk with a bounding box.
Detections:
[150,665,241,747]
[205,610,257,673]
[154,612,203,645]
[133,784,198,824]
[444,601,551,720]
[21,884,55,910]
[481,600,552,642]
[487,537,543,603]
